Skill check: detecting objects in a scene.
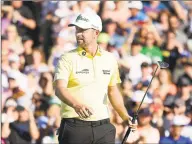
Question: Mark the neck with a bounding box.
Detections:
[83,42,98,56]
[146,44,154,48]
[171,134,180,140]
[181,92,190,100]
[25,48,32,55]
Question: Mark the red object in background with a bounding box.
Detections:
[151,103,162,112]
[136,20,147,26]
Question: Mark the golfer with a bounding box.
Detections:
[54,12,137,144]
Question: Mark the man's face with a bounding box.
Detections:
[130,8,140,16]
[75,27,97,48]
[12,1,23,9]
[170,16,179,29]
[18,110,29,122]
[131,45,142,55]
[171,125,183,137]
[106,23,116,33]
[138,115,151,126]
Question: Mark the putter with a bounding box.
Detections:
[121,61,169,144]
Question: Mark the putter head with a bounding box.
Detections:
[157,61,169,69]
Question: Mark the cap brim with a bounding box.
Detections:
[68,22,92,29]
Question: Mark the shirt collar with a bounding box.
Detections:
[77,46,102,57]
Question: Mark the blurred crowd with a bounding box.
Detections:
[1,1,192,144]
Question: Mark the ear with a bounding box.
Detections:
[95,30,100,36]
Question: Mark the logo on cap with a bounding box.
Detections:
[76,15,89,22]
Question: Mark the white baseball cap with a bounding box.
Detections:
[171,115,190,126]
[7,70,20,80]
[68,12,102,32]
[128,1,143,10]
[131,90,153,104]
[8,54,20,63]
[5,99,17,107]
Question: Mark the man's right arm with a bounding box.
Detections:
[54,54,93,118]
[55,79,94,119]
[55,79,80,108]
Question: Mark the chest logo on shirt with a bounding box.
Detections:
[76,69,89,74]
[102,70,111,75]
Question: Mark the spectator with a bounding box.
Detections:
[138,62,153,85]
[11,1,36,38]
[129,90,153,115]
[155,10,170,36]
[126,107,160,144]
[173,98,186,115]
[158,69,177,100]
[177,76,192,103]
[150,97,164,130]
[2,105,40,144]
[24,49,49,83]
[7,70,31,107]
[101,1,130,23]
[40,11,54,61]
[143,1,167,21]
[39,71,54,108]
[48,32,76,72]
[161,30,184,72]
[22,35,34,67]
[181,107,192,141]
[141,32,163,62]
[97,32,110,50]
[177,58,192,85]
[169,14,188,45]
[119,40,151,85]
[160,115,191,144]
[5,24,24,55]
[121,1,149,30]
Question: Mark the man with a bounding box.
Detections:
[54,12,137,144]
[119,40,151,85]
[125,108,160,144]
[11,1,36,37]
[2,105,40,144]
[120,1,149,30]
[160,115,191,144]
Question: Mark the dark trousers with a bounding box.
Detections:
[58,118,116,144]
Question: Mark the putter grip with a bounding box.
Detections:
[121,114,137,144]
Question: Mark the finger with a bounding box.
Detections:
[80,109,87,118]
[77,111,84,119]
[82,107,90,117]
[85,107,94,115]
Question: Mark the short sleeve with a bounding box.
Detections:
[53,54,72,86]
[108,58,121,86]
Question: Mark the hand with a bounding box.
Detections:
[25,107,35,121]
[73,103,94,119]
[13,11,24,22]
[127,117,138,132]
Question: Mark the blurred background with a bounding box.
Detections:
[1,1,192,144]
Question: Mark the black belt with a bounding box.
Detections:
[62,118,110,127]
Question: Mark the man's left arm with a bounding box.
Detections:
[108,85,130,121]
[108,56,137,129]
